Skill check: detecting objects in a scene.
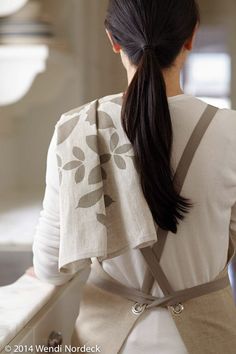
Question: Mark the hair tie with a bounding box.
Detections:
[142,44,155,52]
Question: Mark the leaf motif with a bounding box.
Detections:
[77,187,103,208]
[88,165,102,185]
[86,135,98,153]
[104,195,115,208]
[59,170,62,185]
[85,102,97,126]
[97,213,106,226]
[63,161,82,170]
[114,155,126,169]
[56,154,62,167]
[110,132,119,152]
[100,154,111,165]
[101,167,107,180]
[98,111,116,130]
[110,96,123,106]
[115,144,132,155]
[75,165,85,184]
[73,147,85,161]
[57,116,80,145]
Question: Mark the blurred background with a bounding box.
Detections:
[0,0,235,296]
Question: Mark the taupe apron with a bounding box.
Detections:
[72,105,236,354]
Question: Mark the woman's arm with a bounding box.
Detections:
[32,128,91,286]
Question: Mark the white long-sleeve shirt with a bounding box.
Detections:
[33,94,236,353]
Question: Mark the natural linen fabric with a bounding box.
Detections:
[73,248,236,354]
[55,93,158,273]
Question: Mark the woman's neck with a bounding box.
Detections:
[126,64,184,98]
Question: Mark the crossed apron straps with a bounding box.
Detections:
[141,104,220,296]
[90,104,235,315]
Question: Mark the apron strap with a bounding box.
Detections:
[89,231,235,311]
[140,105,219,295]
[90,258,231,308]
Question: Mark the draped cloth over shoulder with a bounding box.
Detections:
[55,93,158,273]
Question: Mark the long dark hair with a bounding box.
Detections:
[105,0,200,233]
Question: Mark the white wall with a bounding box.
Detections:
[0,132,18,193]
[0,0,126,196]
[198,0,236,108]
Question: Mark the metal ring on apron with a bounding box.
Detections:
[132,303,147,315]
[170,303,184,314]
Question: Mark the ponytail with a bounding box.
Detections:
[105,0,200,233]
[122,48,191,233]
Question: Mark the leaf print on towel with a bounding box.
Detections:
[100,154,111,180]
[110,96,123,106]
[56,154,63,185]
[100,154,111,165]
[104,195,115,208]
[63,161,82,170]
[77,187,104,208]
[88,165,103,185]
[98,111,116,130]
[101,166,107,180]
[85,101,98,126]
[115,144,133,154]
[86,135,98,153]
[110,132,132,170]
[57,155,62,167]
[96,213,106,226]
[110,132,119,152]
[73,146,85,161]
[57,116,80,145]
[96,195,115,226]
[63,146,86,184]
[75,165,85,184]
[57,102,93,144]
[114,155,126,169]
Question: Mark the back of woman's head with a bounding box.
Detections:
[105,0,200,233]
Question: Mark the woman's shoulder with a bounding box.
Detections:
[54,93,124,146]
[188,96,236,132]
[206,103,236,148]
[211,104,236,135]
[56,92,123,127]
[193,96,236,119]
[217,106,236,121]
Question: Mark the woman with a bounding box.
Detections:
[32,0,236,353]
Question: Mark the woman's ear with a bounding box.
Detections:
[105,29,121,53]
[184,24,199,51]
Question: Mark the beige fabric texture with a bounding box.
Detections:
[73,232,236,354]
[55,93,158,273]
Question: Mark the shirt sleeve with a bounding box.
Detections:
[32,128,91,286]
